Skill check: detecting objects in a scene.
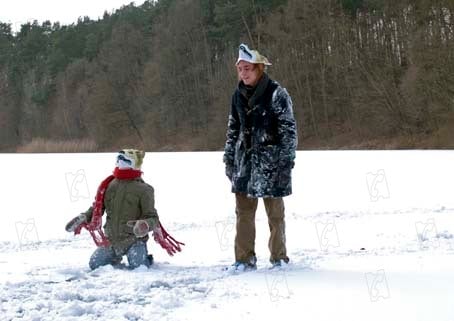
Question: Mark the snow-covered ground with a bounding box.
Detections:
[1,151,454,321]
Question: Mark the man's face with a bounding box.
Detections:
[237,61,260,86]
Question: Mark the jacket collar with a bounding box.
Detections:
[238,73,270,108]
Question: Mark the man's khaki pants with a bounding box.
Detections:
[234,193,289,263]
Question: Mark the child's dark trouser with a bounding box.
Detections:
[89,241,151,270]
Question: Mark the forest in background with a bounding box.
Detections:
[0,0,454,152]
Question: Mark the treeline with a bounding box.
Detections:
[1,0,454,152]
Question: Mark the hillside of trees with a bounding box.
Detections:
[1,0,454,152]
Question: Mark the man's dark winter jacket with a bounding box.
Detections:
[223,73,297,198]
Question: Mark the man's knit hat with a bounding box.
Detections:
[116,149,145,170]
[236,43,272,66]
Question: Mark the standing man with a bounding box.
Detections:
[224,43,297,271]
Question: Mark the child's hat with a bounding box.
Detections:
[236,43,272,66]
[116,149,145,170]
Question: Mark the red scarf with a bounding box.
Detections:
[75,167,142,246]
[113,167,143,180]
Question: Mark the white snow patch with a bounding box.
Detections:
[0,151,454,321]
